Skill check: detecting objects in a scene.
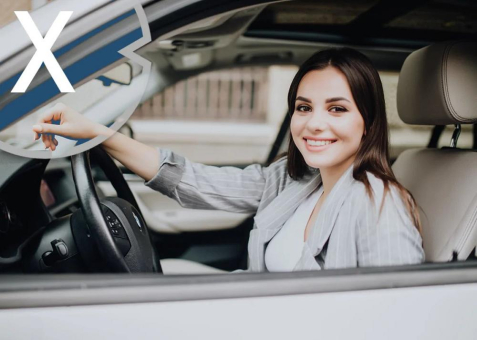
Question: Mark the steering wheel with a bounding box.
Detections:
[70,146,162,273]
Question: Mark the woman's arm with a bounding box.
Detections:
[145,148,284,213]
[96,126,159,182]
[32,103,283,214]
[32,103,160,181]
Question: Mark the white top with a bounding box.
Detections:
[265,184,324,272]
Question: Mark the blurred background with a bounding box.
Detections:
[0,0,473,164]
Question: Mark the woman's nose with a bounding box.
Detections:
[306,111,328,131]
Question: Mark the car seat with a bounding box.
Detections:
[392,41,477,262]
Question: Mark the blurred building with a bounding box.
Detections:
[0,0,53,27]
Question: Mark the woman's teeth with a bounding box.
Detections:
[306,139,335,146]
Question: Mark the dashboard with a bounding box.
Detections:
[0,152,50,265]
[0,152,90,272]
[0,149,125,274]
[41,161,81,218]
[0,200,21,235]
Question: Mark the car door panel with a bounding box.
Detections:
[2,284,477,340]
[1,268,477,340]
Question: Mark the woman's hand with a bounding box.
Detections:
[32,103,109,151]
[31,102,159,180]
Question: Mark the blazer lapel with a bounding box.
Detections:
[248,164,356,272]
[254,172,322,236]
[305,164,355,258]
[248,171,322,272]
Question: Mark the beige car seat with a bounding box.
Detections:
[393,41,477,262]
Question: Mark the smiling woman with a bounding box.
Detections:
[285,48,422,235]
[31,47,425,273]
[289,66,367,245]
[263,48,424,271]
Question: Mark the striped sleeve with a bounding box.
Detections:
[145,148,287,214]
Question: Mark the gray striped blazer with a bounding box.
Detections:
[145,148,425,273]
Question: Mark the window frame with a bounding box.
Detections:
[1,260,477,309]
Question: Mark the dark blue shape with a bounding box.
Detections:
[0,28,142,132]
[96,75,131,87]
[96,76,114,87]
[0,10,135,97]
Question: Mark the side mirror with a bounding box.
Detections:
[97,63,133,86]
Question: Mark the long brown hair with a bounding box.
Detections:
[279,48,421,233]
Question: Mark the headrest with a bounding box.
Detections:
[397,41,477,125]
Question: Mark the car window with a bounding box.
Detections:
[249,0,477,37]
[130,65,299,165]
[251,0,379,26]
[386,0,477,34]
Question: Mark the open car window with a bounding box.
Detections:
[130,65,298,165]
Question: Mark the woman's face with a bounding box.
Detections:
[290,67,365,171]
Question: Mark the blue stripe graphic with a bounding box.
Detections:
[0,28,141,131]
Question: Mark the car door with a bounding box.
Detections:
[1,264,477,340]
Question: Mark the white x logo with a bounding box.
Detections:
[12,11,74,93]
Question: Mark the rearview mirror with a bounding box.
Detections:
[97,63,133,86]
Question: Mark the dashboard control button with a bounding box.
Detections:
[42,239,69,266]
[110,226,127,239]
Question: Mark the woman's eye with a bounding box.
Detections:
[329,106,347,113]
[296,105,311,112]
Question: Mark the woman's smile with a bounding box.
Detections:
[303,137,338,152]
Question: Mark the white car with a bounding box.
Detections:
[0,1,476,339]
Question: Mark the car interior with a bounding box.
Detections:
[0,0,476,276]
